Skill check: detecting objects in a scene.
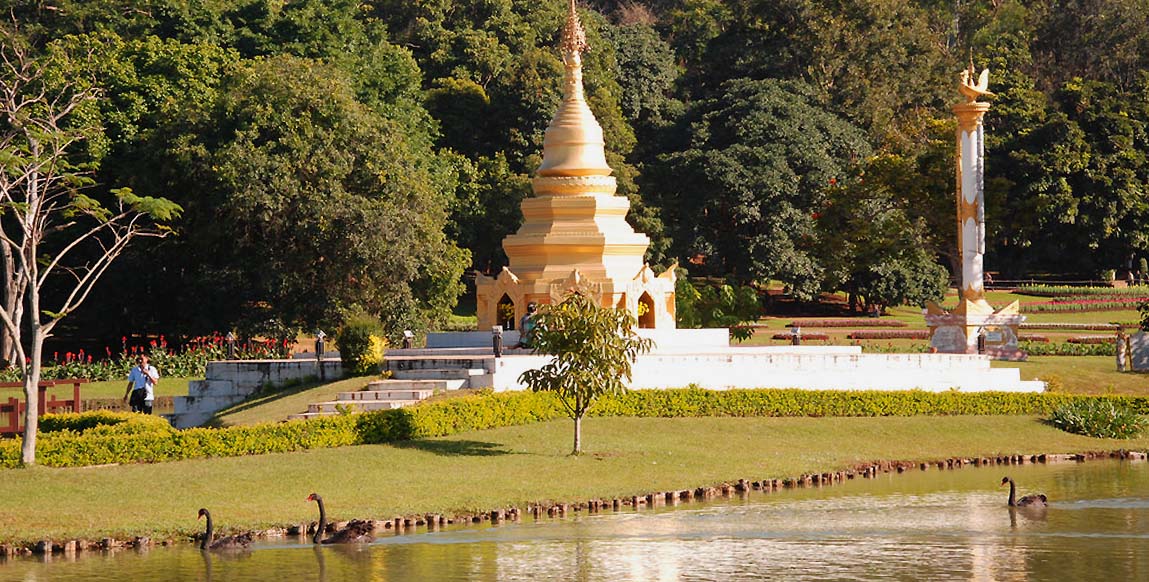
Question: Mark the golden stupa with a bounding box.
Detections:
[475,0,676,331]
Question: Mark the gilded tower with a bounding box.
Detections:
[475,0,676,331]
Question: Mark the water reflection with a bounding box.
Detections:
[1,460,1146,581]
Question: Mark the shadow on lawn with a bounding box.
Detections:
[395,439,515,457]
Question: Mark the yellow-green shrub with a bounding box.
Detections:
[40,410,172,434]
[336,314,387,375]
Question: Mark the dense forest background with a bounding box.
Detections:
[3,0,1149,345]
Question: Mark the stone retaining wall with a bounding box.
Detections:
[169,359,343,428]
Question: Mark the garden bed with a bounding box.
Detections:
[786,319,907,328]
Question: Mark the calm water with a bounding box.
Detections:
[3,460,1147,581]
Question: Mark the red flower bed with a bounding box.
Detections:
[845,330,929,340]
[770,333,830,341]
[1067,335,1119,344]
[1018,334,1050,343]
[787,319,907,328]
[1020,322,1123,331]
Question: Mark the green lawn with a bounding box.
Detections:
[993,356,1148,395]
[210,376,377,426]
[2,415,1146,544]
[74,377,195,399]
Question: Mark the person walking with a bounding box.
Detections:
[123,354,159,414]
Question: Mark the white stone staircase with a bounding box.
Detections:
[286,355,494,420]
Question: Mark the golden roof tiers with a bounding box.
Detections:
[475,0,676,332]
[535,0,610,179]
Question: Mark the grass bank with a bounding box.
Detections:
[2,415,1146,545]
[992,356,1149,395]
[209,377,368,427]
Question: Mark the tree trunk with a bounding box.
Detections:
[21,329,41,466]
[20,282,43,466]
[0,243,17,367]
[571,414,582,456]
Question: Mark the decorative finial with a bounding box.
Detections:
[958,55,993,103]
[561,0,587,56]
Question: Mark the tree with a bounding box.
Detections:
[674,275,761,341]
[518,293,653,455]
[161,56,468,337]
[816,155,950,311]
[654,78,872,298]
[0,37,180,465]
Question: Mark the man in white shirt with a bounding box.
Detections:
[123,355,160,414]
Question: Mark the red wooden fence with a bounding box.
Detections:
[0,379,87,435]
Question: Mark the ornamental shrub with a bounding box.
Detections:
[336,314,387,376]
[39,411,171,434]
[845,330,929,339]
[770,333,831,341]
[1048,400,1147,439]
[787,319,906,328]
[1017,285,1148,298]
[1020,341,1115,356]
[1067,335,1119,345]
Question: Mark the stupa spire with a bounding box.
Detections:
[536,0,612,177]
[560,0,587,56]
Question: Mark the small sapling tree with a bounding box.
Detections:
[518,293,653,455]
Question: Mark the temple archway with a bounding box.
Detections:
[637,292,656,328]
[497,294,516,330]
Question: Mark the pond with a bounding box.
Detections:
[2,459,1146,581]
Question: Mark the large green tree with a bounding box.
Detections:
[146,56,468,337]
[816,157,949,311]
[654,78,872,298]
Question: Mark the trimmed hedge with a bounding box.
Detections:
[592,388,1149,418]
[1021,300,1145,313]
[1016,285,1149,298]
[786,319,906,328]
[845,330,929,340]
[1020,322,1122,331]
[1067,335,1118,345]
[39,410,172,434]
[1020,341,1115,356]
[355,391,564,441]
[770,333,830,341]
[5,389,1148,468]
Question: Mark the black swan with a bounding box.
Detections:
[197,508,254,550]
[307,493,375,544]
[1000,477,1048,507]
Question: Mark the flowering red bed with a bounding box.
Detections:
[787,319,907,328]
[845,330,929,340]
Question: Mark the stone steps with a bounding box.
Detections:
[385,369,488,390]
[289,358,493,420]
[385,357,495,372]
[365,378,462,391]
[341,388,436,401]
[305,399,418,413]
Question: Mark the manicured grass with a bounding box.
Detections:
[210,376,377,427]
[1,415,1146,544]
[993,356,1149,396]
[4,377,197,402]
[77,377,195,399]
